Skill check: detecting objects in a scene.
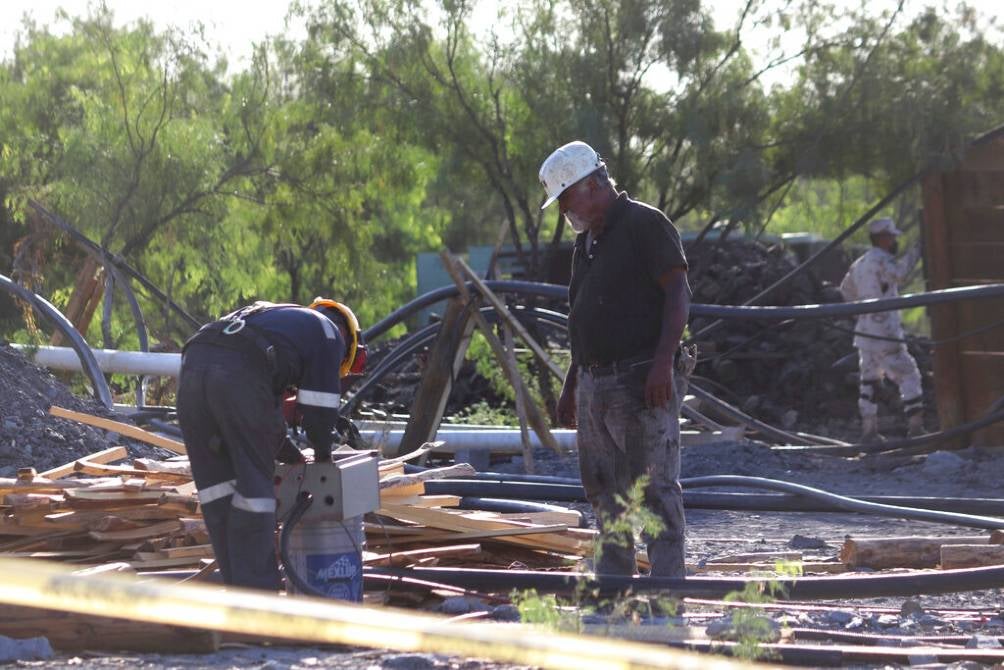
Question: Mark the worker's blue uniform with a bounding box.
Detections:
[177,302,345,590]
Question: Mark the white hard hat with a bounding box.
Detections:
[538,141,605,209]
[868,218,902,236]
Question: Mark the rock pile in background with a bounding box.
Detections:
[0,344,167,475]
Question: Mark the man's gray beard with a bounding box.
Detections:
[566,213,589,234]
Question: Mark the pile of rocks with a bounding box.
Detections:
[0,343,166,475]
[686,238,935,440]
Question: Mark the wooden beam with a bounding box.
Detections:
[841,535,990,569]
[0,604,220,653]
[393,296,478,458]
[455,255,565,381]
[504,322,535,474]
[440,251,560,456]
[39,446,129,480]
[49,406,186,454]
[940,544,1004,570]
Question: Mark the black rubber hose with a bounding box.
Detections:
[278,491,329,598]
[424,479,584,501]
[682,475,1004,531]
[344,305,568,414]
[683,491,1004,517]
[368,563,1004,600]
[363,277,1004,345]
[30,200,202,330]
[364,281,568,342]
[0,273,114,408]
[425,475,1004,530]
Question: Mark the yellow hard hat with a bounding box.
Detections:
[309,298,362,377]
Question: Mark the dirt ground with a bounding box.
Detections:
[4,340,1004,668]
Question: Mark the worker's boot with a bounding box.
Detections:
[907,413,925,438]
[860,415,882,443]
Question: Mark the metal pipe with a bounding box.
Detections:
[0,273,113,408]
[10,344,181,377]
[360,428,578,452]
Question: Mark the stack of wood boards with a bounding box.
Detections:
[0,446,208,570]
[0,442,601,573]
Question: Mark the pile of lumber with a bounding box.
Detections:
[0,446,207,571]
[0,420,600,574]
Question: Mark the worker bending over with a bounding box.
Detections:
[840,218,924,440]
[177,298,364,590]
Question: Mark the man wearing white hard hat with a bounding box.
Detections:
[839,218,924,441]
[539,140,694,579]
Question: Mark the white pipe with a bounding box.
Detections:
[11,344,181,377]
[359,429,579,453]
[360,426,745,453]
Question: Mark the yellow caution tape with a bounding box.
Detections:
[0,557,761,669]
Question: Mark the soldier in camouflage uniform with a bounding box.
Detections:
[539,141,693,578]
[840,218,924,441]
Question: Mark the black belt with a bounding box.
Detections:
[582,352,656,377]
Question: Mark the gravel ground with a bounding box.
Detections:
[4,342,1004,668]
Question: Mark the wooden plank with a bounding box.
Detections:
[382,495,463,509]
[49,406,186,454]
[922,172,967,441]
[394,297,478,458]
[364,543,483,567]
[126,556,207,569]
[956,170,1004,208]
[0,603,220,653]
[51,256,104,348]
[132,458,192,476]
[378,442,444,467]
[380,463,476,491]
[940,544,1004,569]
[74,459,191,482]
[456,255,565,381]
[89,520,183,542]
[440,251,560,456]
[39,446,129,480]
[954,205,1004,242]
[958,353,1004,446]
[504,322,536,474]
[706,551,803,564]
[366,523,573,548]
[692,562,847,574]
[378,503,587,554]
[497,510,584,527]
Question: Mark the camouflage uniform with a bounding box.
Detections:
[839,245,923,425]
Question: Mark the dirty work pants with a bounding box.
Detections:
[857,345,923,419]
[177,344,285,591]
[576,365,687,578]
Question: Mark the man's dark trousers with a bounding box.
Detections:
[576,364,687,577]
[177,345,285,590]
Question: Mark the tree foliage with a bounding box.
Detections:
[0,0,1002,351]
